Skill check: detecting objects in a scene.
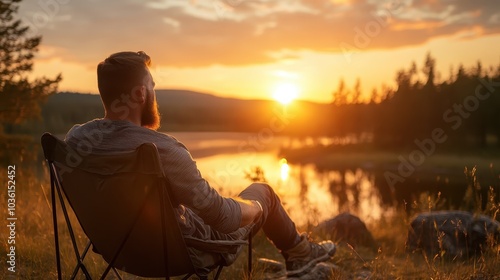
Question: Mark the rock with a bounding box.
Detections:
[406,211,500,258]
[289,262,340,280]
[313,212,375,248]
[258,258,285,276]
[258,258,341,280]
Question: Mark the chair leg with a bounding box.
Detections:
[213,265,224,280]
[55,183,91,280]
[248,234,253,279]
[181,273,194,280]
[54,172,90,273]
[70,242,92,279]
[112,267,123,280]
[70,262,92,280]
[50,169,63,280]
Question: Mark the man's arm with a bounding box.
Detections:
[236,199,263,227]
[160,138,262,233]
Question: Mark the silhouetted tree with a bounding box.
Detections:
[473,61,482,78]
[457,64,466,80]
[332,78,348,106]
[0,0,61,134]
[423,52,436,88]
[352,78,362,104]
[369,88,379,104]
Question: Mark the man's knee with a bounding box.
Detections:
[248,182,274,195]
[240,182,275,202]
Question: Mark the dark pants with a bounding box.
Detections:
[197,183,301,268]
[238,183,301,251]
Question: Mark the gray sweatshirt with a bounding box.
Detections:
[64,119,242,236]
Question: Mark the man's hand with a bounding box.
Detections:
[236,198,263,227]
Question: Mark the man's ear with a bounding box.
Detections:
[131,85,146,104]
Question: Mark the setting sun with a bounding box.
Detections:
[272,83,300,105]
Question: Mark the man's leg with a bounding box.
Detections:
[238,183,336,276]
[238,182,301,251]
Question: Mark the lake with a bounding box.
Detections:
[48,130,498,227]
[168,132,341,227]
[168,132,500,228]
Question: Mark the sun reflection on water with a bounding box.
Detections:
[188,140,390,227]
[196,152,391,227]
[277,166,389,227]
[279,158,290,181]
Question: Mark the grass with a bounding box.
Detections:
[0,160,499,280]
[336,213,500,279]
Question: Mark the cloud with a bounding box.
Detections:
[18,0,500,67]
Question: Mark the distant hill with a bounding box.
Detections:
[156,89,244,105]
[38,89,332,135]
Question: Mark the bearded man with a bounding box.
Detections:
[64,51,336,277]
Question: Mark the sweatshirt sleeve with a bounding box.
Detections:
[159,140,242,234]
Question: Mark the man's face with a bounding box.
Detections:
[141,71,161,130]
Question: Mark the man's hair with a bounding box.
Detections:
[97,51,151,107]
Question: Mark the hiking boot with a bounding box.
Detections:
[283,234,337,277]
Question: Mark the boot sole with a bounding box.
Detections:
[286,245,336,277]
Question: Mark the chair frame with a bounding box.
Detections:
[41,133,253,280]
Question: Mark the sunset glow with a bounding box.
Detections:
[16,1,500,103]
[272,83,300,105]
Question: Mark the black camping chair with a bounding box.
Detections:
[41,133,253,280]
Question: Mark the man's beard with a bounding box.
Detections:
[141,89,161,130]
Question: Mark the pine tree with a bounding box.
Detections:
[352,78,362,104]
[0,0,61,132]
[422,52,436,89]
[332,78,348,105]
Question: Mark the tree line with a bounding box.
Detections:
[327,53,500,150]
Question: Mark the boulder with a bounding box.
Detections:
[406,211,500,258]
[258,258,341,280]
[313,212,375,248]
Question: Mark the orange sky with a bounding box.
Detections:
[19,0,500,103]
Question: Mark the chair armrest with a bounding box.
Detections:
[184,237,249,254]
